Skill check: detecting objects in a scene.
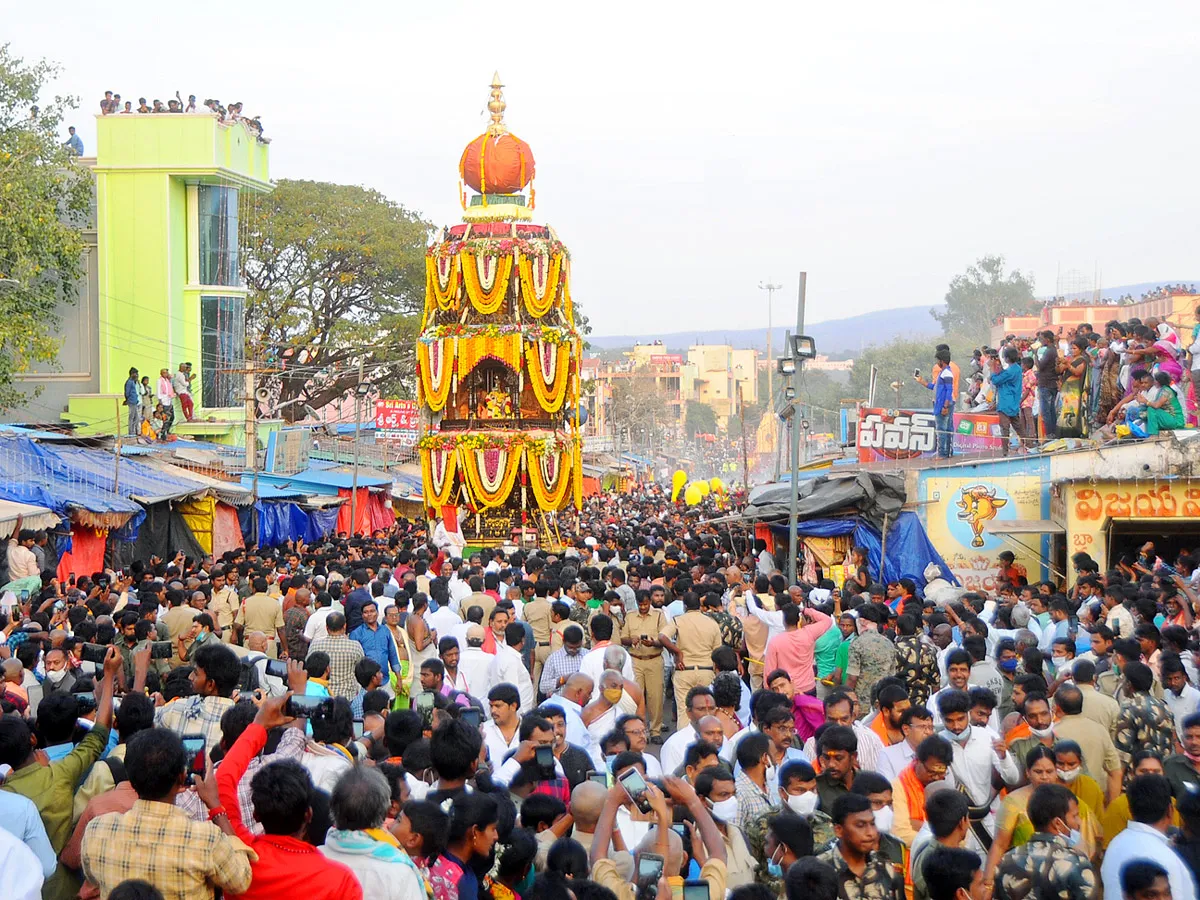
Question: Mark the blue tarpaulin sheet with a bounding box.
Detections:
[0,437,208,541]
[771,511,957,589]
[239,503,341,548]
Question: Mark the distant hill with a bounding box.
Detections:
[588,304,944,357]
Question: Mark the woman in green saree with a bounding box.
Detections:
[1145,371,1187,435]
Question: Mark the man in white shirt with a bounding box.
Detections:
[489,622,534,713]
[1162,657,1200,739]
[481,683,523,763]
[877,705,938,782]
[5,530,39,582]
[937,688,1018,853]
[302,595,343,645]
[1101,773,1199,900]
[578,626,634,699]
[424,590,461,639]
[659,685,716,775]
[754,539,777,575]
[743,590,785,643]
[457,625,494,701]
[543,674,599,766]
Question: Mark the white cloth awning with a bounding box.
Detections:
[0,500,59,539]
[983,519,1065,535]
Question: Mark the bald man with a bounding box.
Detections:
[536,781,635,878]
[544,673,600,765]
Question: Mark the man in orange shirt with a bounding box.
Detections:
[891,735,953,846]
[870,684,911,747]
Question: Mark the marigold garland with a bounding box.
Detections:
[459,444,524,509]
[426,255,461,310]
[524,341,571,414]
[572,440,583,510]
[527,443,574,510]
[457,333,523,377]
[420,445,459,507]
[517,252,564,319]
[417,339,453,412]
[460,252,512,315]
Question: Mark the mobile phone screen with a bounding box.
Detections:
[181,736,206,774]
[618,767,649,800]
[265,658,289,680]
[588,771,608,787]
[460,707,482,728]
[285,694,326,717]
[683,881,709,900]
[637,853,664,882]
[352,719,364,739]
[535,745,554,768]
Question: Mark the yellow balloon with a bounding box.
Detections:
[671,469,688,502]
[709,477,726,495]
[694,481,710,497]
[684,484,703,506]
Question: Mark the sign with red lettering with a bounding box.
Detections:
[650,354,682,365]
[375,399,419,444]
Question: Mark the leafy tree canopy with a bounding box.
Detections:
[932,254,1036,341]
[684,400,718,438]
[0,44,90,409]
[243,179,431,421]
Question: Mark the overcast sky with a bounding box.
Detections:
[14,2,1200,335]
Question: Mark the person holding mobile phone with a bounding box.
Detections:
[591,775,729,900]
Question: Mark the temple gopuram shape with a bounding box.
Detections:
[418,74,583,546]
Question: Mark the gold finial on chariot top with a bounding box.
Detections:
[487,72,508,135]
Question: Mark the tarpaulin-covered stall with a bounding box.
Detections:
[746,472,905,531]
[0,500,58,540]
[178,497,246,557]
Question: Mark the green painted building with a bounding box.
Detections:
[12,112,272,439]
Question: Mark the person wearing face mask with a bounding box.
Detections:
[817,793,904,900]
[40,647,76,697]
[693,766,756,888]
[1005,693,1056,780]
[851,770,909,890]
[1050,684,1124,804]
[1051,741,1107,831]
[621,590,667,742]
[754,759,835,849]
[936,689,1019,854]
[891,736,952,846]
[583,670,627,748]
[990,784,1098,900]
[579,616,635,699]
[986,745,1104,886]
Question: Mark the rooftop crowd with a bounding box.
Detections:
[0,484,1195,900]
[917,305,1200,456]
[97,90,265,139]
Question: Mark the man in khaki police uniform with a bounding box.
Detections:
[523,582,554,694]
[622,590,667,741]
[208,567,239,643]
[659,592,722,729]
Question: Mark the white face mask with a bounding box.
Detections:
[786,791,819,817]
[1056,767,1081,783]
[873,806,895,834]
[709,796,739,823]
[1030,725,1055,739]
[45,669,68,684]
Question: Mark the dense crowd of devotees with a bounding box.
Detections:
[0,487,1198,900]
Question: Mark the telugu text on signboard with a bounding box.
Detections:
[375,399,419,445]
[856,407,1003,463]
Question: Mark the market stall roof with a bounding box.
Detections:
[140,460,253,506]
[984,519,1066,535]
[0,499,59,538]
[744,471,905,530]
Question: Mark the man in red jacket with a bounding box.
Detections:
[216,694,363,899]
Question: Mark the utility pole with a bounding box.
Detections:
[113,398,121,494]
[759,281,781,410]
[349,357,365,536]
[786,272,807,586]
[737,382,750,489]
[244,364,258,546]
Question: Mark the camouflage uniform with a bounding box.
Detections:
[846,631,898,709]
[745,806,836,893]
[1114,691,1176,762]
[567,601,593,643]
[894,635,939,707]
[816,842,904,900]
[706,609,743,652]
[993,833,1099,900]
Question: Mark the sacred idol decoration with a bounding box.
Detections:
[417,74,583,546]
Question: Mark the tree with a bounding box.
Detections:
[242,179,430,421]
[850,334,976,408]
[933,254,1036,341]
[684,400,718,438]
[609,377,666,447]
[0,45,90,409]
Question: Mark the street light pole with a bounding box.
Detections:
[786,272,807,586]
[759,281,781,408]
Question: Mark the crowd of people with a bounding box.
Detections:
[97,90,265,140]
[122,363,196,442]
[917,306,1200,457]
[0,485,1196,900]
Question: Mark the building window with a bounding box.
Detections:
[200,295,244,408]
[198,185,239,286]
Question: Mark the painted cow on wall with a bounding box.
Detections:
[956,485,1007,548]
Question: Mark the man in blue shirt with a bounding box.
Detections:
[922,346,957,458]
[344,568,373,632]
[990,346,1024,455]
[64,126,83,156]
[349,600,400,686]
[123,367,140,437]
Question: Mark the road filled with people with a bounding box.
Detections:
[0,484,1194,900]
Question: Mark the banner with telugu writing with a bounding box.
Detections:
[856,407,1004,463]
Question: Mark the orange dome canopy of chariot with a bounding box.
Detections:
[418,74,583,545]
